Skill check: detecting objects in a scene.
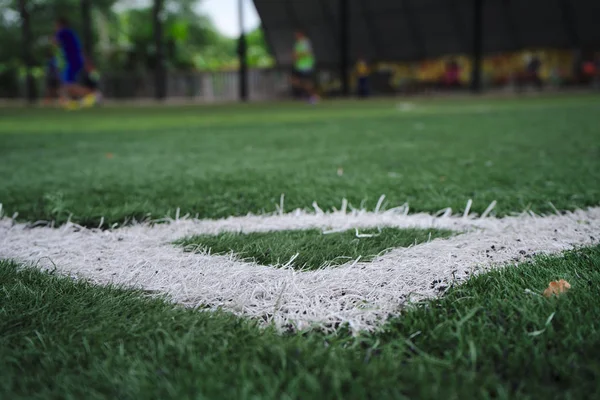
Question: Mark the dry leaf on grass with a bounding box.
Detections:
[543,279,571,298]
[105,153,114,159]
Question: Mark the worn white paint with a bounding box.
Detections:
[1,203,599,332]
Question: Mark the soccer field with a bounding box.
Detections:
[1,94,600,399]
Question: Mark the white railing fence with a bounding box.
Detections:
[2,68,292,103]
[100,68,291,102]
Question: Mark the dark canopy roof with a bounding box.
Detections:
[253,0,600,67]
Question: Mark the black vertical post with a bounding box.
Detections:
[80,0,93,57]
[559,0,580,48]
[18,0,35,104]
[340,0,350,96]
[471,0,483,93]
[153,0,166,100]
[238,0,248,102]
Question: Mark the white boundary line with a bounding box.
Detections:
[1,205,599,332]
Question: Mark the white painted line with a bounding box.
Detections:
[1,207,599,332]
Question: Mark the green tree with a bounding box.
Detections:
[0,0,275,75]
[245,26,274,68]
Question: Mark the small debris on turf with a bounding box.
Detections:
[543,279,571,298]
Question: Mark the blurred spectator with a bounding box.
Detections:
[291,31,319,103]
[582,60,595,78]
[583,53,600,89]
[443,60,461,89]
[527,55,542,89]
[355,57,370,98]
[549,67,562,88]
[517,53,543,91]
[81,56,102,105]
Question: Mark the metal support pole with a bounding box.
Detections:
[80,0,93,57]
[401,0,426,60]
[18,0,35,104]
[500,0,520,50]
[153,0,166,100]
[559,0,580,47]
[359,0,383,57]
[340,0,350,96]
[471,0,483,93]
[238,0,248,102]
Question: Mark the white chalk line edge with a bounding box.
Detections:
[1,200,599,332]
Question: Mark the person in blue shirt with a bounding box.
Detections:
[54,17,96,108]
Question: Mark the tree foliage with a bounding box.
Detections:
[0,0,274,74]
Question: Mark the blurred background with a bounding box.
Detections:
[1,0,599,103]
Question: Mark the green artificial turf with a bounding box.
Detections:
[2,245,600,399]
[178,227,453,269]
[1,95,599,227]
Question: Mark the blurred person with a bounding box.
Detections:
[582,54,600,89]
[443,59,461,89]
[43,49,60,105]
[292,31,319,103]
[517,53,543,92]
[53,17,95,109]
[549,66,562,88]
[355,57,370,98]
[527,54,543,89]
[80,57,102,106]
[582,60,595,79]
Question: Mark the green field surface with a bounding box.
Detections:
[2,246,600,399]
[1,95,599,226]
[178,227,453,269]
[1,95,599,399]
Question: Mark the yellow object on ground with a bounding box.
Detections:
[81,94,97,108]
[63,100,80,111]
